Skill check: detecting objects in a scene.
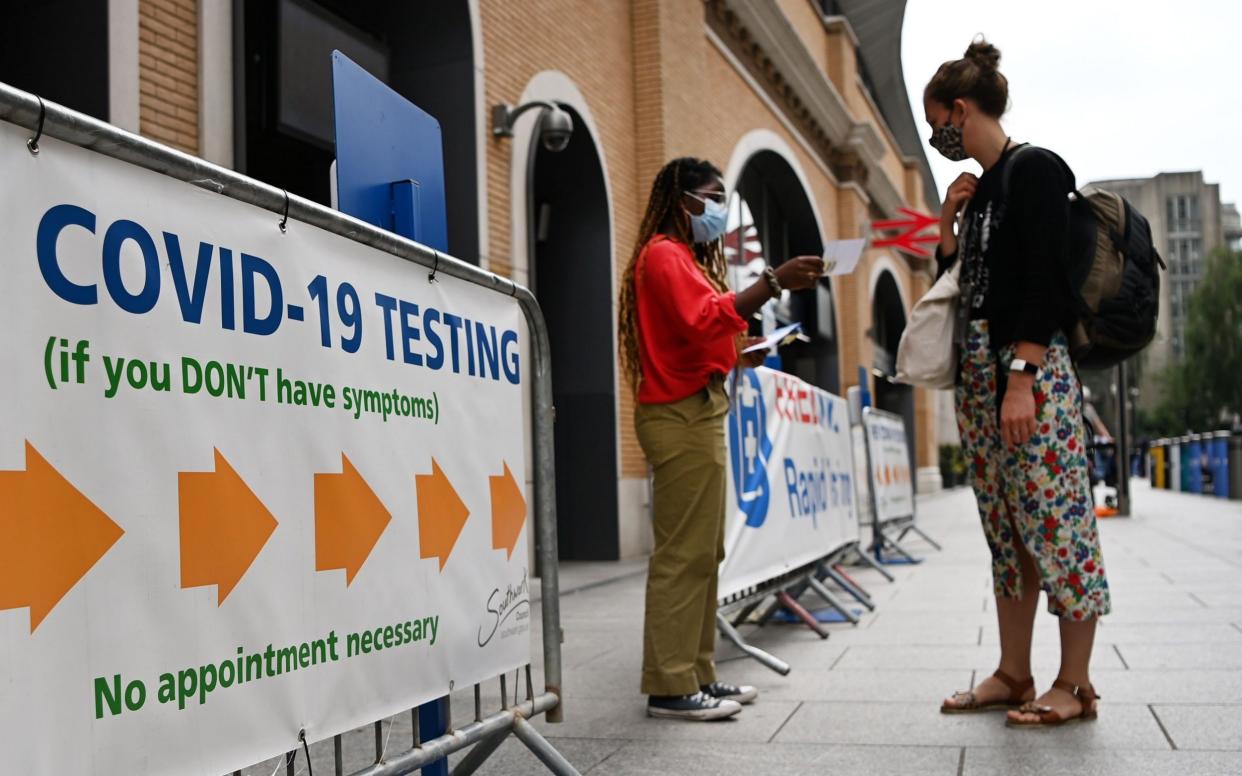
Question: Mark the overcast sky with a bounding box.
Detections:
[901,1,1242,207]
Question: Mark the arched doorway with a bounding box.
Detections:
[235,0,481,260]
[872,269,917,478]
[726,150,836,392]
[528,105,619,560]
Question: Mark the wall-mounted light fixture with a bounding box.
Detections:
[491,101,574,152]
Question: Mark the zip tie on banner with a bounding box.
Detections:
[279,190,290,233]
[299,729,313,776]
[27,95,45,156]
[428,251,440,283]
[379,715,396,762]
[268,750,294,776]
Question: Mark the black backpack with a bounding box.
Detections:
[1003,145,1165,370]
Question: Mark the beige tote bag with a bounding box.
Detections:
[895,259,961,389]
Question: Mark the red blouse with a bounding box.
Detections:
[634,236,748,404]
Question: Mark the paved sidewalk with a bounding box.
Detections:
[248,480,1242,774]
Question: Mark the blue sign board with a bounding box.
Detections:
[332,49,451,775]
[331,50,448,252]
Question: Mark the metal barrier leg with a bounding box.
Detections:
[418,698,451,775]
[450,732,510,776]
[806,577,860,625]
[907,524,943,551]
[850,544,896,581]
[716,613,791,675]
[822,564,875,611]
[347,694,561,776]
[776,590,831,639]
[877,533,919,564]
[755,596,784,626]
[777,579,811,606]
[730,597,766,627]
[511,717,581,776]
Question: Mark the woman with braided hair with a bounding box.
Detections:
[620,157,822,720]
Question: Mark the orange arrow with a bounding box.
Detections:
[490,462,527,559]
[0,441,123,632]
[416,459,469,571]
[179,449,277,605]
[315,454,391,585]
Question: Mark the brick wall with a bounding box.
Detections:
[776,0,830,76]
[481,0,647,478]
[480,0,936,481]
[138,0,198,154]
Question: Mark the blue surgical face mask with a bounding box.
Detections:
[686,193,728,244]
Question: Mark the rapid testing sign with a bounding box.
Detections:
[720,367,859,599]
[0,121,531,774]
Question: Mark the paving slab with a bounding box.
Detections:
[774,699,1170,750]
[587,740,962,776]
[709,665,975,703]
[1099,670,1242,704]
[1115,642,1242,670]
[1151,704,1242,751]
[983,622,1242,645]
[524,696,802,744]
[963,747,1242,775]
[835,644,1125,671]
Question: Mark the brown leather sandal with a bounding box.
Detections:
[940,670,1035,714]
[1006,679,1100,728]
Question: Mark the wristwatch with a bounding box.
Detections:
[762,266,782,297]
[1009,358,1040,376]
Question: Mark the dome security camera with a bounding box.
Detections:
[492,101,575,153]
[538,107,573,153]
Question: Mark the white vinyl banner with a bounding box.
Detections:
[0,122,531,775]
[862,408,915,525]
[720,367,859,600]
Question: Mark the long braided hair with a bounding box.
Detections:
[619,157,730,392]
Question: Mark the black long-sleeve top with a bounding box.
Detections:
[935,144,1078,352]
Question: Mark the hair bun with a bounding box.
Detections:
[964,37,1001,71]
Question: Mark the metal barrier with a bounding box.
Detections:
[714,368,879,673]
[0,81,575,776]
[714,541,883,674]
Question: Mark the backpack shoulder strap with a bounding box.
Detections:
[1000,144,1076,201]
[998,144,1080,231]
[999,143,1035,202]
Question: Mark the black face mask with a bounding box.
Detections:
[930,117,967,162]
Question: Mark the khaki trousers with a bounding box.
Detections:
[636,380,729,696]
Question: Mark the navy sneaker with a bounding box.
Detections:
[701,681,759,704]
[647,691,742,721]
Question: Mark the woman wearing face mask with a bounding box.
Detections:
[618,157,822,721]
[927,40,1110,728]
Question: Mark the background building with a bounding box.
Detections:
[1223,203,1242,251]
[1,0,944,561]
[1088,171,1226,410]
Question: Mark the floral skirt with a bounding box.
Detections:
[955,320,1110,620]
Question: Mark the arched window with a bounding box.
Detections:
[725,151,837,392]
